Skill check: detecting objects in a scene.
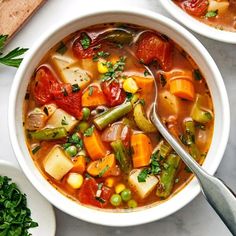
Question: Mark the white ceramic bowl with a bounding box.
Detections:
[8,8,230,226]
[160,0,236,44]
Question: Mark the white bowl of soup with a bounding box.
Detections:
[160,0,236,44]
[8,8,230,226]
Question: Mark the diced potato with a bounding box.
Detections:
[208,0,229,14]
[128,169,158,199]
[158,90,180,115]
[41,103,57,117]
[81,59,98,79]
[51,53,91,89]
[46,108,78,132]
[43,146,73,180]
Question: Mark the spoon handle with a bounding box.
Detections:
[150,105,236,235]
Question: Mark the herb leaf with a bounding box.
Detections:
[80,33,90,49]
[84,126,94,137]
[98,165,109,177]
[205,10,218,18]
[193,69,203,81]
[138,169,149,182]
[56,41,67,55]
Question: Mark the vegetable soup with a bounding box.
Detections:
[173,0,236,32]
[23,23,214,210]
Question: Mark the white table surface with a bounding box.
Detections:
[1,0,235,235]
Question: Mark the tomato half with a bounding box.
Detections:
[136,32,172,71]
[101,81,126,107]
[32,67,58,105]
[78,178,111,208]
[183,0,208,16]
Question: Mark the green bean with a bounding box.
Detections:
[111,139,131,174]
[93,102,132,130]
[183,120,200,161]
[156,153,180,198]
[82,107,91,121]
[77,121,90,133]
[29,127,67,140]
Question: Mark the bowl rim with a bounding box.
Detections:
[159,0,236,44]
[8,7,230,226]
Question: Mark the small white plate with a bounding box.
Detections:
[0,160,56,236]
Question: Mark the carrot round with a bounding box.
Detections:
[82,85,107,107]
[131,133,153,168]
[83,129,109,160]
[170,78,195,101]
[87,154,116,177]
[71,156,86,174]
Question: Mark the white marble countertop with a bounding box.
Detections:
[1,0,235,235]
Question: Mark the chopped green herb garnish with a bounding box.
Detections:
[80,33,90,49]
[0,176,38,235]
[32,145,41,154]
[139,98,145,106]
[72,84,80,93]
[160,74,167,87]
[101,56,126,82]
[144,69,150,77]
[205,10,218,18]
[93,51,110,61]
[185,166,192,173]
[195,123,206,130]
[193,69,203,81]
[95,196,106,203]
[56,41,68,55]
[43,107,49,116]
[0,35,28,68]
[84,126,94,137]
[88,86,94,96]
[61,116,68,126]
[126,92,133,101]
[98,165,109,177]
[175,178,179,184]
[137,169,150,182]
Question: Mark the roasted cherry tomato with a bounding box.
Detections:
[183,0,208,16]
[72,32,95,59]
[101,81,126,107]
[136,32,172,71]
[78,178,112,208]
[51,83,82,119]
[32,67,58,105]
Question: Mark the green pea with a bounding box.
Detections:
[121,189,132,202]
[127,199,137,208]
[82,107,91,121]
[78,121,89,133]
[110,194,122,207]
[65,145,77,157]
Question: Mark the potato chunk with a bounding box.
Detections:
[158,90,180,115]
[43,146,73,180]
[208,0,229,14]
[51,53,90,89]
[129,169,158,199]
[46,108,78,132]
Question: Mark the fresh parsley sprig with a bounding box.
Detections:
[0,35,28,68]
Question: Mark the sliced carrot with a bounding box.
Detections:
[131,133,153,168]
[132,76,154,104]
[71,156,86,174]
[87,154,116,177]
[170,78,195,101]
[82,85,107,107]
[83,129,109,160]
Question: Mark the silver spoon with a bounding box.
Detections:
[146,67,236,235]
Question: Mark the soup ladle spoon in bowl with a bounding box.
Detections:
[146,67,236,235]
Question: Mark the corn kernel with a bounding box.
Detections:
[97,60,108,74]
[115,183,126,194]
[123,77,139,94]
[105,177,115,188]
[67,173,84,189]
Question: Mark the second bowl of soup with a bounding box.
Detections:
[9,9,230,226]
